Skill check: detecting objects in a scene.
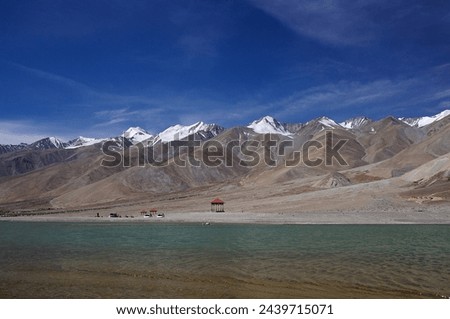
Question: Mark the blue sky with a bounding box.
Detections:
[1,0,449,143]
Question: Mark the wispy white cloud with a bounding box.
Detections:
[248,0,385,46]
[93,108,139,126]
[3,57,449,144]
[433,88,450,100]
[0,120,71,144]
[247,65,450,121]
[93,107,167,133]
[6,60,95,93]
[247,0,445,47]
[4,59,257,137]
[437,100,450,109]
[274,79,413,114]
[4,60,169,109]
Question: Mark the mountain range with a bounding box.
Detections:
[2,110,449,153]
[0,109,449,215]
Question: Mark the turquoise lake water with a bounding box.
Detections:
[0,222,449,298]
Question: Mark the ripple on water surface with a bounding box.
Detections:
[0,222,449,298]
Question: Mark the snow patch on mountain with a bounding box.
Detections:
[247,116,291,135]
[4,110,447,153]
[400,109,450,128]
[122,127,153,144]
[65,136,107,149]
[30,137,65,150]
[49,137,64,148]
[340,116,372,130]
[154,121,223,143]
[317,117,340,128]
[303,116,341,130]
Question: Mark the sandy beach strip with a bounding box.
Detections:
[2,206,450,224]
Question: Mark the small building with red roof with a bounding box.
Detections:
[211,198,225,212]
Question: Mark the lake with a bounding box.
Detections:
[0,222,449,298]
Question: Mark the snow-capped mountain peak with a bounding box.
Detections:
[304,116,340,129]
[122,126,153,144]
[339,116,372,130]
[247,116,291,135]
[399,109,450,128]
[297,116,342,136]
[317,116,340,128]
[65,136,107,149]
[155,121,223,143]
[30,137,65,150]
[49,137,64,148]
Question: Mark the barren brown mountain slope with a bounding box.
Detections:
[0,116,448,214]
[356,117,424,163]
[346,120,450,180]
[400,153,450,202]
[0,145,125,206]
